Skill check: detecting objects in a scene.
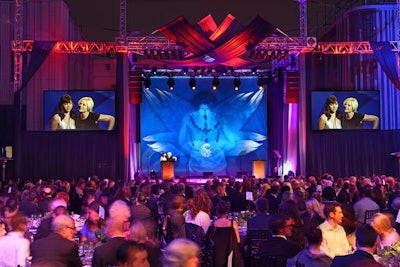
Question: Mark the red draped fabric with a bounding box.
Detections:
[197,14,218,37]
[157,15,276,68]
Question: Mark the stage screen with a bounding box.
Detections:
[140,76,267,177]
[312,91,380,130]
[43,90,115,131]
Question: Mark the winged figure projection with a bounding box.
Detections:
[142,87,266,174]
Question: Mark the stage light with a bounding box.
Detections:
[212,76,220,90]
[257,77,265,90]
[251,67,257,75]
[144,76,151,90]
[151,66,157,75]
[233,77,241,90]
[189,77,196,90]
[183,67,189,75]
[167,77,175,90]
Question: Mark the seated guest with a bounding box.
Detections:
[318,202,351,258]
[286,228,332,267]
[163,195,186,245]
[92,216,128,267]
[353,187,380,225]
[80,201,105,243]
[162,238,200,267]
[128,221,162,267]
[370,212,400,251]
[30,214,82,267]
[116,241,150,267]
[247,198,270,230]
[34,199,68,241]
[0,212,30,267]
[259,213,301,259]
[331,224,384,267]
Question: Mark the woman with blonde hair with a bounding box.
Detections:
[76,96,115,130]
[304,198,325,230]
[370,212,400,250]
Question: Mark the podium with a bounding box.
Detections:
[252,160,265,179]
[161,161,175,180]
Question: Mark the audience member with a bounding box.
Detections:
[162,238,200,267]
[80,201,105,243]
[184,190,211,234]
[92,216,129,267]
[286,228,332,267]
[318,202,351,258]
[128,220,162,267]
[34,204,67,240]
[354,187,380,225]
[331,224,384,267]
[30,214,82,267]
[370,212,400,251]
[259,213,301,259]
[0,212,30,267]
[116,241,150,267]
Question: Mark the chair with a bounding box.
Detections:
[246,229,270,267]
[250,254,288,267]
[364,209,379,224]
[247,229,270,253]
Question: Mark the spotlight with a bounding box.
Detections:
[212,76,220,90]
[251,67,257,75]
[189,77,196,90]
[257,77,265,90]
[183,67,189,75]
[233,77,241,90]
[167,77,175,90]
[144,76,151,90]
[151,66,157,75]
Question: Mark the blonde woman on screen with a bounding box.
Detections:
[318,95,342,130]
[342,97,379,129]
[76,96,115,130]
[50,94,77,130]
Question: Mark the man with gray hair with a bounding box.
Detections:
[30,214,82,267]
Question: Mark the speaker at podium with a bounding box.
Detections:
[161,161,175,180]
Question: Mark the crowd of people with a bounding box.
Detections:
[0,172,398,267]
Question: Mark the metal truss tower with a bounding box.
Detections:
[297,0,307,38]
[13,0,23,92]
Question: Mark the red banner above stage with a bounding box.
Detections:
[157,14,276,68]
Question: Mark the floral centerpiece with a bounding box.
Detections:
[378,241,400,267]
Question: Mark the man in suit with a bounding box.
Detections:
[91,216,128,267]
[34,199,68,240]
[30,214,82,267]
[331,224,384,267]
[247,198,270,231]
[259,213,301,258]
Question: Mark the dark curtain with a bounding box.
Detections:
[306,130,400,178]
[267,71,285,176]
[14,41,56,179]
[370,41,400,90]
[19,131,118,180]
[18,41,56,92]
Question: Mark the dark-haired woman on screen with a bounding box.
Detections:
[318,95,342,130]
[76,96,115,130]
[342,97,379,129]
[50,94,77,130]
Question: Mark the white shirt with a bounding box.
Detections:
[185,210,211,233]
[318,220,351,258]
[0,231,30,267]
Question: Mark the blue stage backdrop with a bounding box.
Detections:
[311,91,380,130]
[140,76,267,177]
